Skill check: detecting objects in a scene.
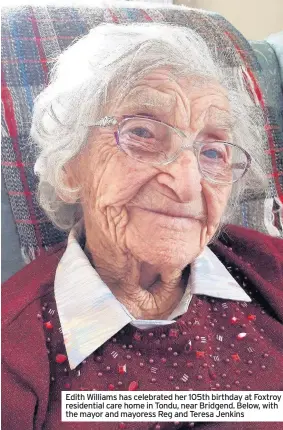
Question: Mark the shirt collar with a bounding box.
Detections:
[55,228,251,370]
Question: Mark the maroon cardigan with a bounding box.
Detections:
[2,225,283,430]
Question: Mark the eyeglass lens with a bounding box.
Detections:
[118,117,248,184]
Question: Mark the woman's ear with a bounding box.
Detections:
[58,160,80,203]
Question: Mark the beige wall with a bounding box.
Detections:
[174,0,283,40]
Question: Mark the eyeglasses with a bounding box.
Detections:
[91,115,251,185]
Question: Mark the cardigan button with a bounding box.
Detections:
[44,321,53,330]
[55,354,67,364]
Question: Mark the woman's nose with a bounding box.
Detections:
[156,148,203,202]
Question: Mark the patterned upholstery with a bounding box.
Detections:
[1,4,283,280]
[227,41,283,235]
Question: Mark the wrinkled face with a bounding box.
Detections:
[69,69,232,269]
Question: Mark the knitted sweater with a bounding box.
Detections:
[2,225,283,430]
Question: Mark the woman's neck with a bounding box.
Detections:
[83,228,187,320]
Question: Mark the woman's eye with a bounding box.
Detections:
[129,127,153,139]
[202,149,223,159]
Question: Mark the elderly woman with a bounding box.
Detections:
[2,20,283,430]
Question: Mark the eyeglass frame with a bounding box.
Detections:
[89,114,252,185]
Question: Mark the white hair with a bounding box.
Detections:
[30,22,269,231]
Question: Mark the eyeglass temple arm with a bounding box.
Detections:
[231,162,247,169]
[92,116,118,127]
